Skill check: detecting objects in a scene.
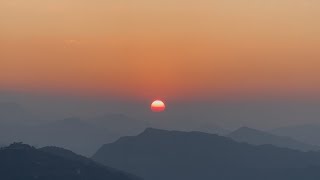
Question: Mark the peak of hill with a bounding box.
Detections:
[93,128,320,180]
[228,127,320,151]
[140,128,175,135]
[4,142,35,150]
[231,127,261,134]
[0,143,141,180]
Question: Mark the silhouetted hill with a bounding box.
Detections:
[40,146,93,164]
[228,127,320,151]
[272,124,320,147]
[93,128,320,180]
[0,143,141,180]
[40,146,143,178]
[0,107,227,156]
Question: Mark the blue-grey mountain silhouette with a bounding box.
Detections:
[0,113,149,156]
[0,143,142,180]
[228,127,320,151]
[93,128,320,180]
[272,124,320,147]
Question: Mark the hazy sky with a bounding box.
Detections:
[1,0,320,101]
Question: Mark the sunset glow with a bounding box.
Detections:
[1,0,320,100]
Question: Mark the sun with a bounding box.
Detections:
[151,100,166,112]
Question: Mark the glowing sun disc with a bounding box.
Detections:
[151,100,166,112]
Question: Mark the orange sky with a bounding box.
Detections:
[1,0,320,100]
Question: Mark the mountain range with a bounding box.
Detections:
[93,128,320,180]
[228,127,320,151]
[0,143,141,180]
[272,124,320,147]
[0,102,227,156]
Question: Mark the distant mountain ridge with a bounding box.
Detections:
[0,101,228,156]
[0,111,149,156]
[0,105,228,156]
[93,128,320,180]
[271,124,320,147]
[228,127,320,151]
[0,143,141,180]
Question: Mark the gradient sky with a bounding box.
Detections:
[1,0,320,101]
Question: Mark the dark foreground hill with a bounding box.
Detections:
[228,127,320,151]
[0,143,141,180]
[93,128,320,180]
